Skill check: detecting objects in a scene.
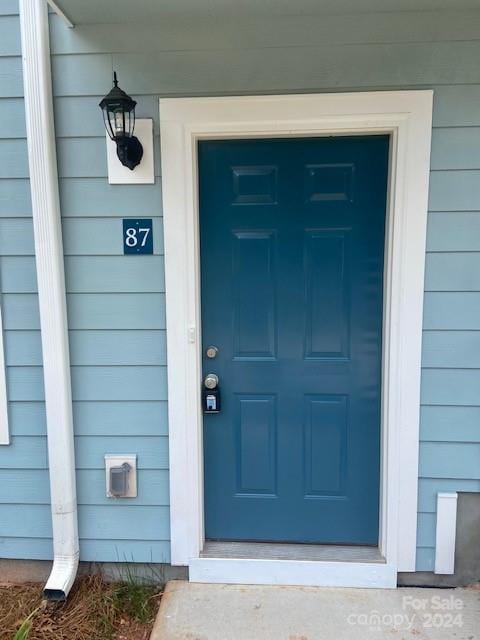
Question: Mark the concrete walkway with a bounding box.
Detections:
[151,580,480,640]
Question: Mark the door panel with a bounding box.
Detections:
[236,394,277,496]
[303,394,348,497]
[304,230,350,359]
[232,231,276,359]
[200,135,389,545]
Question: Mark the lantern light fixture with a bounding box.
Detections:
[99,72,143,171]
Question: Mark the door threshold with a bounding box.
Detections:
[190,542,396,589]
[201,541,385,563]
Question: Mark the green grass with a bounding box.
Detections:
[12,608,40,640]
[109,582,159,625]
[108,562,164,625]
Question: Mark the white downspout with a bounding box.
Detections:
[18,0,79,600]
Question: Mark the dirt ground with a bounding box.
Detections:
[0,575,162,640]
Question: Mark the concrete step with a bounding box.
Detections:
[152,580,480,640]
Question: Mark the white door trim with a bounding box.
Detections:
[159,91,433,586]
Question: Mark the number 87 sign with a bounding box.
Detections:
[123,219,153,254]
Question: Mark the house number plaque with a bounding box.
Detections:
[123,218,153,254]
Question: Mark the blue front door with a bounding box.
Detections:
[200,135,389,545]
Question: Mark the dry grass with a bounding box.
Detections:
[0,575,163,640]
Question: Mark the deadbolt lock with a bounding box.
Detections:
[206,345,219,359]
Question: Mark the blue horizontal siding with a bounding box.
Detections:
[0,139,28,178]
[421,369,480,406]
[0,55,22,97]
[425,253,480,291]
[418,478,480,512]
[79,539,170,563]
[0,1,18,17]
[1,293,40,329]
[8,402,46,436]
[423,292,480,330]
[427,212,480,252]
[109,41,480,91]
[72,401,168,437]
[0,436,47,469]
[417,513,436,548]
[52,54,112,97]
[78,505,170,541]
[66,293,166,329]
[419,442,480,479]
[429,170,480,211]
[430,128,480,171]
[57,137,108,179]
[0,10,45,567]
[422,331,480,368]
[0,538,53,560]
[65,256,165,293]
[421,406,480,442]
[62,217,164,255]
[0,504,170,540]
[0,504,52,537]
[70,366,167,401]
[0,179,31,216]
[0,338,164,390]
[59,178,162,217]
[50,41,480,98]
[48,12,480,56]
[7,366,44,401]
[8,400,168,437]
[75,435,168,470]
[54,96,109,137]
[4,331,42,366]
[69,330,166,366]
[0,469,50,504]
[0,97,25,137]
[433,86,480,127]
[0,538,170,563]
[0,217,34,255]
[416,547,436,572]
[0,468,169,506]
[0,256,37,292]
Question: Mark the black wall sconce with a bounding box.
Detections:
[99,72,143,170]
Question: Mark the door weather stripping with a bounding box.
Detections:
[19,0,79,600]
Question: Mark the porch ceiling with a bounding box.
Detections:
[53,0,480,25]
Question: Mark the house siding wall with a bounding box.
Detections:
[0,2,52,560]
[0,3,479,571]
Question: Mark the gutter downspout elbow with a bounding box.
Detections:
[43,549,79,602]
[43,497,79,600]
[19,0,79,601]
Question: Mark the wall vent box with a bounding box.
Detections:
[106,118,154,184]
[105,454,137,498]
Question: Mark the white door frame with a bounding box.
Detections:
[159,91,433,588]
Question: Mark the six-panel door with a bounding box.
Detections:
[199,136,389,544]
